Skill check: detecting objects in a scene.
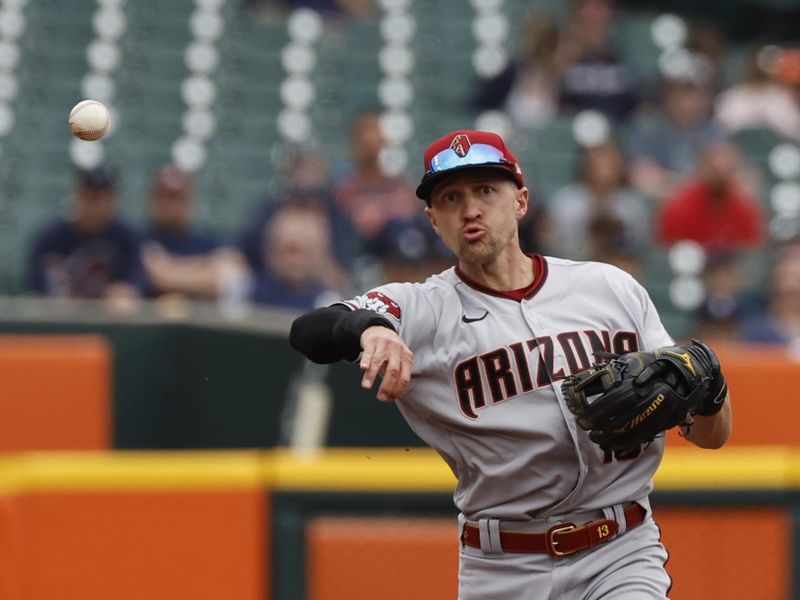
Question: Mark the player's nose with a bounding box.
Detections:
[462,194,483,220]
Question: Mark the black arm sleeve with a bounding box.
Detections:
[289,305,394,364]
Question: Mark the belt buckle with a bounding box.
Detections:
[546,522,577,558]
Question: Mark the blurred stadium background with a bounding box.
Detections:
[0,0,799,598]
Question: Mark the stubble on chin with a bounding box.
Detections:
[457,235,503,265]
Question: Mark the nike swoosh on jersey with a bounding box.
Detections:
[461,311,489,323]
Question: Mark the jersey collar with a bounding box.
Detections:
[455,253,548,302]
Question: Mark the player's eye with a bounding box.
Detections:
[479,185,493,196]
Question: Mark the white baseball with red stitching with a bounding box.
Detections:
[68,99,110,141]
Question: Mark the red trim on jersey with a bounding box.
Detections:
[456,254,548,302]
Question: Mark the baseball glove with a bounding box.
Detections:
[561,340,726,455]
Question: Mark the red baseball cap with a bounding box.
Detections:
[416,129,525,200]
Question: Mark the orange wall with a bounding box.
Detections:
[656,506,790,600]
[712,345,799,446]
[306,517,458,600]
[304,512,789,600]
[0,489,267,600]
[0,495,787,600]
[0,335,112,450]
[666,344,800,447]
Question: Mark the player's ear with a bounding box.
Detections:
[515,186,529,221]
[424,206,439,234]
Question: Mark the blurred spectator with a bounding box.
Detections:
[741,240,800,347]
[371,217,454,284]
[715,45,800,143]
[584,213,643,279]
[774,47,800,88]
[556,0,639,120]
[143,165,216,255]
[471,13,562,129]
[685,21,729,71]
[273,140,332,192]
[333,110,418,254]
[656,140,765,251]
[628,53,724,199]
[27,166,145,300]
[690,252,756,343]
[250,201,344,311]
[140,165,243,300]
[471,0,639,128]
[546,140,648,260]
[692,299,742,344]
[238,144,355,276]
[518,191,553,255]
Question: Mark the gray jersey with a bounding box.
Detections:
[341,255,673,522]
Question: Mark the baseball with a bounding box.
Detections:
[68,99,110,141]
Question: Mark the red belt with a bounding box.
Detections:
[461,503,646,557]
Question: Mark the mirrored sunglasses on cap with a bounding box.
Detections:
[426,143,511,175]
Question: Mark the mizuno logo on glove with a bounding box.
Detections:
[627,393,665,429]
[661,350,696,376]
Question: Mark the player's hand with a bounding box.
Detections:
[359,325,414,402]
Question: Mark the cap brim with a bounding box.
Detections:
[416,164,520,200]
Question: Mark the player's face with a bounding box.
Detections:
[424,172,528,266]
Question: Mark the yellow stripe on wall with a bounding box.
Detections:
[0,451,266,493]
[0,447,799,494]
[268,448,457,492]
[656,446,797,490]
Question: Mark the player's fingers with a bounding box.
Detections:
[377,353,403,402]
[361,342,386,389]
[359,338,380,387]
[396,351,413,396]
[359,338,376,369]
[380,346,413,401]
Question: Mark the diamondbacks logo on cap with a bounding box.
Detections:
[450,134,471,158]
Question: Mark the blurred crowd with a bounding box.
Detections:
[26,0,800,351]
[27,110,451,315]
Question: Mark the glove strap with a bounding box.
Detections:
[688,339,728,417]
[694,379,727,416]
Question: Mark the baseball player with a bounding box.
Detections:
[290,129,732,599]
